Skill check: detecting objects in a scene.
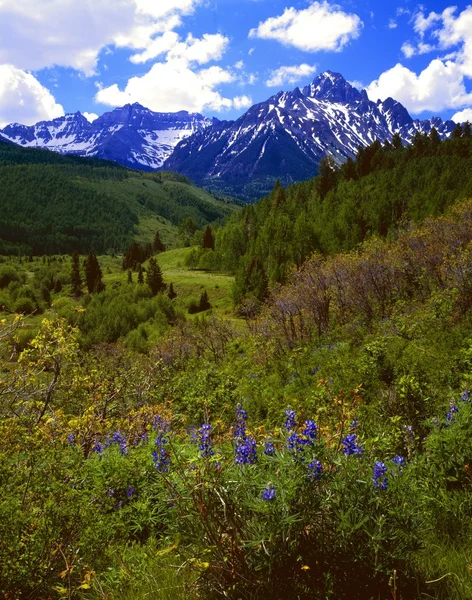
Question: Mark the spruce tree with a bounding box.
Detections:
[198,290,211,311]
[146,257,165,296]
[137,265,144,284]
[71,250,82,297]
[464,121,471,138]
[153,231,166,253]
[202,226,215,250]
[168,282,177,300]
[127,270,133,284]
[84,252,105,293]
[452,123,464,139]
[54,279,62,294]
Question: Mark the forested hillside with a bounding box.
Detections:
[201,125,472,304]
[0,140,238,255]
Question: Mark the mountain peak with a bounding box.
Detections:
[303,71,367,104]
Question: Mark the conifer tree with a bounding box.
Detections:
[137,265,144,284]
[392,132,403,150]
[127,270,133,284]
[202,226,215,250]
[464,121,471,138]
[54,279,62,294]
[153,231,166,253]
[429,127,441,149]
[316,157,338,198]
[71,250,82,297]
[198,290,211,311]
[452,123,463,139]
[168,282,177,300]
[84,252,105,293]
[146,257,165,296]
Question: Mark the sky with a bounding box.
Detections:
[1,0,472,127]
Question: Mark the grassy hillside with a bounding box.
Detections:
[0,140,239,255]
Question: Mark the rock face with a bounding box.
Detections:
[164,71,456,199]
[0,104,215,170]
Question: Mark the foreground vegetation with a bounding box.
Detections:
[1,126,472,599]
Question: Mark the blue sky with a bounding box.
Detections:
[0,0,472,126]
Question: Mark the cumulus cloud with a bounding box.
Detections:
[95,59,238,113]
[369,6,472,115]
[266,64,317,87]
[233,95,252,110]
[249,1,362,53]
[83,112,99,123]
[0,65,64,127]
[452,108,472,123]
[367,60,472,114]
[0,0,204,75]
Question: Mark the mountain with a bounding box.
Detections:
[0,104,215,171]
[0,137,238,255]
[164,71,456,200]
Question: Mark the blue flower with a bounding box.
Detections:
[262,484,276,501]
[307,460,323,482]
[93,441,104,455]
[446,400,459,425]
[284,409,297,432]
[126,485,136,498]
[264,441,275,456]
[349,418,359,429]
[372,461,388,490]
[112,432,123,444]
[67,433,76,445]
[198,424,214,458]
[461,390,471,402]
[153,414,169,432]
[152,434,170,473]
[235,436,257,465]
[392,455,406,467]
[234,403,248,439]
[302,420,318,441]
[341,434,364,456]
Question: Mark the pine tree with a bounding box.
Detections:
[392,132,403,150]
[202,226,215,250]
[54,279,62,294]
[146,257,165,296]
[316,157,338,198]
[198,290,211,311]
[84,252,105,293]
[429,127,441,149]
[137,265,144,284]
[127,270,133,284]
[168,282,177,300]
[452,123,464,139]
[153,231,166,253]
[464,121,471,138]
[71,250,82,297]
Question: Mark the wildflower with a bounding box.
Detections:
[341,433,364,456]
[446,399,459,425]
[106,488,115,497]
[461,390,471,402]
[349,418,359,429]
[67,433,76,445]
[153,414,169,432]
[284,409,297,432]
[372,461,388,490]
[126,485,136,499]
[264,441,275,456]
[119,440,128,456]
[234,403,248,439]
[93,441,104,455]
[140,432,149,444]
[302,420,318,441]
[235,436,257,465]
[307,460,323,482]
[152,434,170,473]
[198,424,214,458]
[392,455,406,467]
[112,432,123,444]
[262,484,276,501]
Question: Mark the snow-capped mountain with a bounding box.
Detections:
[0,104,215,170]
[164,71,456,199]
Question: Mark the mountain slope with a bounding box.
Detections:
[1,104,215,171]
[0,139,238,255]
[164,71,456,200]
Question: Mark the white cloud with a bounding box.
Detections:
[95,59,238,113]
[249,1,362,53]
[0,0,204,75]
[83,112,99,123]
[266,64,317,87]
[401,42,415,58]
[367,60,472,114]
[388,19,398,30]
[0,65,64,127]
[452,108,472,123]
[233,95,252,110]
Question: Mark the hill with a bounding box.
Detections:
[0,139,239,255]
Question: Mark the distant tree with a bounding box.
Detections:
[271,180,287,209]
[168,282,177,300]
[179,217,197,247]
[316,157,338,198]
[392,132,403,150]
[429,127,441,149]
[202,226,215,250]
[127,270,133,284]
[341,156,356,181]
[84,252,105,293]
[54,279,62,294]
[452,123,464,139]
[137,265,144,285]
[146,257,166,296]
[464,121,471,138]
[199,290,211,311]
[71,250,82,297]
[153,231,166,253]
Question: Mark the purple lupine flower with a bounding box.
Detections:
[341,434,364,456]
[93,441,104,455]
[126,485,136,498]
[349,418,359,429]
[307,460,323,482]
[372,461,388,490]
[446,399,459,425]
[67,433,76,445]
[234,403,248,439]
[152,434,170,473]
[392,455,406,467]
[262,484,276,501]
[235,436,257,465]
[264,441,275,456]
[302,420,318,441]
[106,488,115,497]
[284,409,297,431]
[112,432,123,444]
[461,390,471,402]
[198,424,214,458]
